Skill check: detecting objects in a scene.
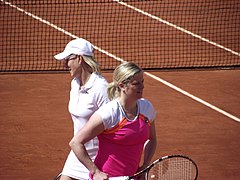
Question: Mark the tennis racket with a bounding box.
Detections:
[110,155,198,180]
[54,172,61,180]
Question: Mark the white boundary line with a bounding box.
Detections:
[145,72,240,123]
[114,0,240,57]
[2,0,240,123]
[1,0,125,63]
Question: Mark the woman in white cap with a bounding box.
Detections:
[54,38,109,180]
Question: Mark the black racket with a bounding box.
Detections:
[110,155,198,180]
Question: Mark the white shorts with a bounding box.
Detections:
[61,150,96,180]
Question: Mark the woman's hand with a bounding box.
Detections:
[93,169,109,180]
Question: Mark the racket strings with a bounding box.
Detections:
[148,157,197,180]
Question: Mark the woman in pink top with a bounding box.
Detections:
[70,62,157,180]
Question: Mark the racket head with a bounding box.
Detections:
[146,155,198,180]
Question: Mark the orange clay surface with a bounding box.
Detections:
[0,69,240,179]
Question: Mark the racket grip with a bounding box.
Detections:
[109,176,129,180]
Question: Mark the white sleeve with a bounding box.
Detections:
[139,98,156,122]
[94,83,109,108]
[95,100,120,129]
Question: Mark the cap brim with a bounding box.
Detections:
[54,51,72,60]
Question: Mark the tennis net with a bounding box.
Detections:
[1,0,240,72]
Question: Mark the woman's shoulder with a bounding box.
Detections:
[96,99,121,129]
[138,98,156,120]
[96,99,119,118]
[100,99,118,109]
[92,73,108,86]
[138,98,154,108]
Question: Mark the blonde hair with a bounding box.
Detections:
[107,62,142,100]
[82,55,101,74]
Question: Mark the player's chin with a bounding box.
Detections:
[70,73,74,78]
[136,92,143,99]
[69,70,75,78]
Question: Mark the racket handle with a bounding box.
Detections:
[109,176,130,180]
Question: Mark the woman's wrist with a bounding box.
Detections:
[91,167,99,176]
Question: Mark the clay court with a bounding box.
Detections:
[0,70,240,179]
[1,0,240,180]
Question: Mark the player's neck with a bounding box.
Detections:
[119,99,138,119]
[80,70,91,87]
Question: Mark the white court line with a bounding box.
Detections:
[1,0,125,63]
[2,0,240,123]
[145,72,240,123]
[114,0,240,57]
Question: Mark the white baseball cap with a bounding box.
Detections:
[54,38,94,60]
